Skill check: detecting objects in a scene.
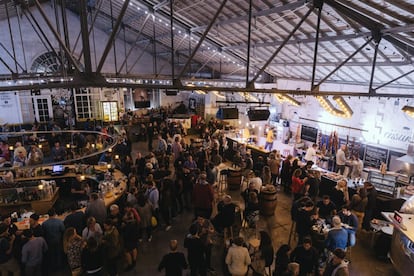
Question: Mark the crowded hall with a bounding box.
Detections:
[1,1,414,276]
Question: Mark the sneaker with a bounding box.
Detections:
[148,236,152,242]
[165,225,172,231]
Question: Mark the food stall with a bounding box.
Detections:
[382,211,414,275]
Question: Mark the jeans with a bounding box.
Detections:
[264,142,273,151]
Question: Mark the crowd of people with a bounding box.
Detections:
[0,108,378,276]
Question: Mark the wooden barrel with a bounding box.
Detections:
[226,170,242,191]
[259,188,277,216]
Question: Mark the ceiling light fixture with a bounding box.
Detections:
[316,96,353,118]
[274,94,301,106]
[402,105,414,118]
[239,92,259,102]
[212,91,225,99]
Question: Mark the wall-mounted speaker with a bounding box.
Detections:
[247,109,270,121]
[165,90,178,96]
[134,101,150,108]
[216,108,239,120]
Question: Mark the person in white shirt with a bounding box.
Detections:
[304,143,318,163]
[350,154,364,179]
[336,145,347,175]
[248,171,262,192]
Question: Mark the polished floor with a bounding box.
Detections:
[125,138,398,276]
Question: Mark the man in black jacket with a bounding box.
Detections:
[158,240,188,276]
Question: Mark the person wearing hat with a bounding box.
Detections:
[29,214,44,238]
[0,222,20,276]
[21,228,48,276]
[322,248,349,276]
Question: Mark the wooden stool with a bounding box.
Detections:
[219,169,228,194]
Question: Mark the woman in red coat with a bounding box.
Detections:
[291,168,308,201]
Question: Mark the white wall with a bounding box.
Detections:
[280,96,414,152]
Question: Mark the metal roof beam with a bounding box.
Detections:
[248,6,313,87]
[176,0,229,80]
[311,0,323,90]
[253,61,411,67]
[223,32,368,50]
[375,68,414,91]
[96,0,131,73]
[314,37,373,90]
[34,0,81,72]
[324,0,384,32]
[118,14,151,73]
[369,39,381,94]
[190,0,308,32]
[1,79,413,98]
[383,35,414,57]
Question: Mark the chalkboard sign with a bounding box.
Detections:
[301,125,318,143]
[364,145,388,169]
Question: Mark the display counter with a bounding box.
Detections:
[0,187,59,216]
[0,165,126,216]
[382,211,414,275]
[226,136,270,162]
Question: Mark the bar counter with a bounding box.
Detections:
[0,165,126,216]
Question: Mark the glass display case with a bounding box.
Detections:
[0,180,58,215]
[368,171,399,196]
[0,180,56,205]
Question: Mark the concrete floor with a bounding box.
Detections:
[125,138,398,276]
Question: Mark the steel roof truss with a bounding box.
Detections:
[176,0,229,80]
[34,0,82,72]
[96,0,130,73]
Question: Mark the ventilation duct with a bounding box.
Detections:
[396,143,414,164]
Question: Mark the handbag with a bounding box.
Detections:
[151,216,158,227]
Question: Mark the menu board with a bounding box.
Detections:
[364,145,388,169]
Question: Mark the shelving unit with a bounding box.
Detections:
[368,171,399,196]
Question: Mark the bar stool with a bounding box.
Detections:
[218,169,229,195]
